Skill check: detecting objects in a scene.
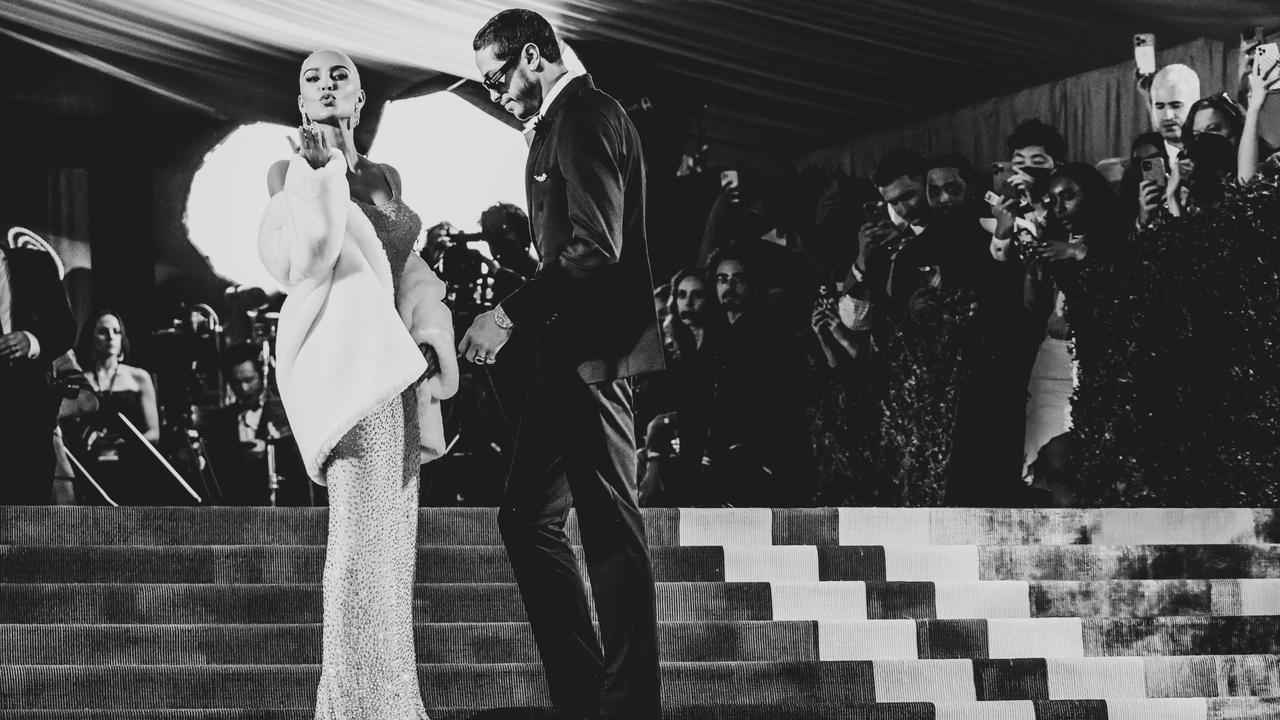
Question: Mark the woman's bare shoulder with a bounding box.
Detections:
[124,365,155,389]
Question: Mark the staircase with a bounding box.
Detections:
[1,506,1279,718]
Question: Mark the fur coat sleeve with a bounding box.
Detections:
[258,150,457,485]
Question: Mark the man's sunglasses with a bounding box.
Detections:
[481,56,519,93]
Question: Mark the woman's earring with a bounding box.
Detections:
[301,110,313,128]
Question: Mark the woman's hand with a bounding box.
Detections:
[1246,62,1280,115]
[811,300,837,334]
[287,124,330,170]
[1137,179,1164,227]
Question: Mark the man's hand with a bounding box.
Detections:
[855,220,902,271]
[1039,240,1087,262]
[457,310,512,365]
[0,332,33,361]
[419,343,440,379]
[992,196,1021,239]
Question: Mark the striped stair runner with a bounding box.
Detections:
[1,507,1278,718]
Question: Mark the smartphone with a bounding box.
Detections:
[1254,42,1279,79]
[1021,166,1054,198]
[1140,156,1167,183]
[918,265,942,289]
[719,169,740,189]
[991,161,1015,196]
[862,200,888,223]
[1133,33,1157,76]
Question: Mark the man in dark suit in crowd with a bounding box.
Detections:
[0,244,76,503]
[201,343,310,506]
[461,9,664,719]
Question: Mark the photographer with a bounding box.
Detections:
[989,120,1066,261]
[701,246,812,506]
[1021,163,1125,478]
[201,342,309,506]
[845,149,931,320]
[478,202,536,297]
[888,154,987,321]
[1239,55,1280,184]
[699,168,817,327]
[1126,132,1172,230]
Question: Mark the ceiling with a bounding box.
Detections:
[5,0,1280,160]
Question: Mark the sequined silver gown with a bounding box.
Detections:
[314,165,428,720]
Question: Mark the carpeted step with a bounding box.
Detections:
[7,543,1279,584]
[0,545,726,584]
[0,621,818,665]
[7,617,1280,666]
[2,579,1273,625]
[1,698,1279,719]
[978,544,1280,581]
[5,507,1276,547]
[4,658,1279,709]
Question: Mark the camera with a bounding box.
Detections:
[427,229,489,285]
[862,200,888,224]
[53,374,90,400]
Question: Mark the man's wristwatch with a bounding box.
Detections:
[493,305,514,330]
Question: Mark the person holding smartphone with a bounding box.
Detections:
[1127,131,1172,229]
[989,120,1067,262]
[1240,44,1280,183]
[1021,163,1125,479]
[847,149,931,311]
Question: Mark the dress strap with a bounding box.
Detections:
[377,164,401,199]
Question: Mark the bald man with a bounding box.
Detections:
[1149,63,1201,158]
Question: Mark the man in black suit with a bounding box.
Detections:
[0,245,76,503]
[462,10,664,720]
[201,343,310,506]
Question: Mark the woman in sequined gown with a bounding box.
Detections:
[263,50,439,720]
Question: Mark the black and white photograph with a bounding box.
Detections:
[3,1,1280,718]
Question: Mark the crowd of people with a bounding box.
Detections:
[634,54,1280,508]
[7,53,1280,509]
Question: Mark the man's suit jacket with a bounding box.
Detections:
[499,74,664,385]
[0,247,76,433]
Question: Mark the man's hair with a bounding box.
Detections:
[479,202,532,249]
[1151,63,1201,99]
[707,243,759,279]
[1007,119,1067,164]
[473,9,563,63]
[872,149,927,187]
[221,343,264,376]
[926,153,977,185]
